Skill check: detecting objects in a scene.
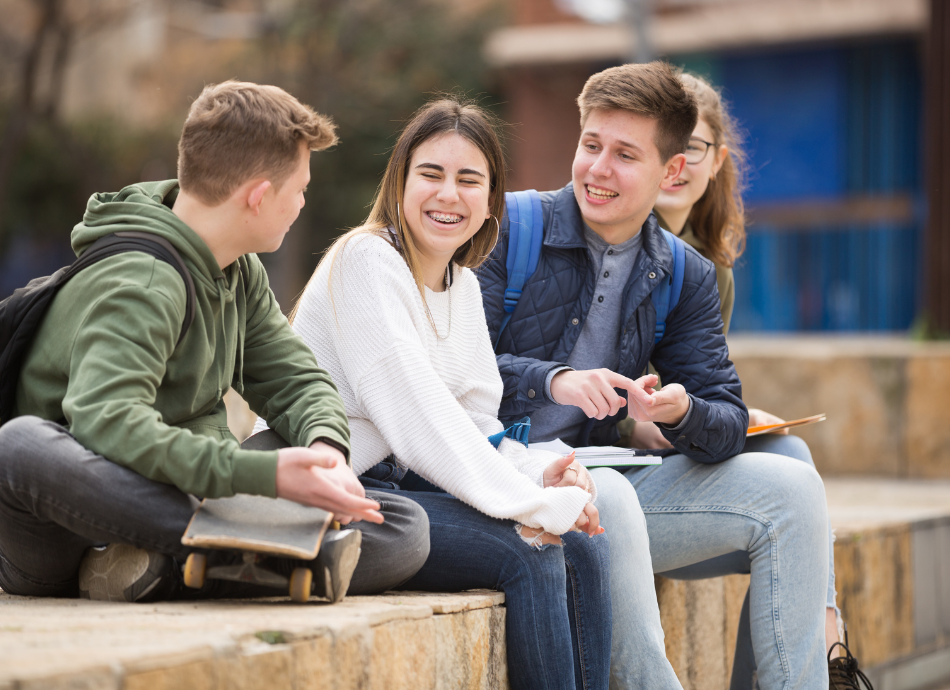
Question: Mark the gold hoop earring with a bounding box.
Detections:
[471,215,501,260]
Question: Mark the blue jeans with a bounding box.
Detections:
[361,461,612,690]
[728,434,837,690]
[595,445,830,690]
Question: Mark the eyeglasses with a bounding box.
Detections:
[684,137,715,165]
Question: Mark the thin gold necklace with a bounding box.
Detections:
[423,265,452,340]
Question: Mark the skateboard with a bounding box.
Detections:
[180,494,361,603]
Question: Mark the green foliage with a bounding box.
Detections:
[255,630,287,645]
[909,313,950,341]
[234,0,506,278]
[0,0,504,305]
[0,112,178,251]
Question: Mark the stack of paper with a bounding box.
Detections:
[529,438,662,468]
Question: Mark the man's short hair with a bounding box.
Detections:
[577,62,697,163]
[178,81,338,205]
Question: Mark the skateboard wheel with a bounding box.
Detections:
[289,567,312,603]
[183,553,207,589]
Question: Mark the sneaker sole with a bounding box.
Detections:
[78,544,163,603]
[319,529,362,603]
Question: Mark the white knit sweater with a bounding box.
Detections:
[262,233,592,534]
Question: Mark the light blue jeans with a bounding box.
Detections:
[593,442,831,690]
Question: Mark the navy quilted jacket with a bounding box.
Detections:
[476,184,748,463]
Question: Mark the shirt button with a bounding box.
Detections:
[598,295,604,303]
[648,271,657,279]
[603,271,609,278]
[571,318,579,325]
[527,389,536,399]
[607,249,614,255]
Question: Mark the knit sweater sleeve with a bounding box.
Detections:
[294,235,591,534]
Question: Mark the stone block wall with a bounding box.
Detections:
[656,574,750,690]
[730,337,950,478]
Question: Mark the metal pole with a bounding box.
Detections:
[626,0,655,63]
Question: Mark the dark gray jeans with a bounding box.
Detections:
[0,416,429,599]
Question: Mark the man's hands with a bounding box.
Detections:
[275,441,384,524]
[550,369,690,427]
[748,408,789,435]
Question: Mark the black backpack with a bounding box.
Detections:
[0,231,196,425]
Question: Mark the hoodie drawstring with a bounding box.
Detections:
[215,274,233,307]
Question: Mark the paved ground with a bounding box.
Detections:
[824,476,950,535]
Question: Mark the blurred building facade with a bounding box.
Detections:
[485,0,947,333]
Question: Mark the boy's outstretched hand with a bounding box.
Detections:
[275,442,384,525]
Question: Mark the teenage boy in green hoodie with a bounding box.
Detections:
[0,81,429,603]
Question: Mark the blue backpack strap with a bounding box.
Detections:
[653,230,686,345]
[496,190,543,349]
[486,416,532,449]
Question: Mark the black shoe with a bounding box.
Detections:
[312,528,362,603]
[78,544,172,602]
[829,627,874,689]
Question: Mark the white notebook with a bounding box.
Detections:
[528,438,662,468]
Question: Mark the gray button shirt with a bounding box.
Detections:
[529,226,643,443]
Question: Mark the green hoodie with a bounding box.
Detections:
[14,180,350,498]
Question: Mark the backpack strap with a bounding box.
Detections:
[495,190,543,350]
[0,232,197,425]
[652,229,686,345]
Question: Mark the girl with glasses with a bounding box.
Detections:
[650,72,854,686]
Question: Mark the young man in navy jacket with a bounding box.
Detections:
[479,62,836,690]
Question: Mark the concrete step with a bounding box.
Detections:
[0,591,508,690]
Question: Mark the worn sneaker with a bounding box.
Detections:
[828,627,874,689]
[312,528,362,603]
[78,544,172,603]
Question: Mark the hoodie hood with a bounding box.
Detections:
[72,180,231,294]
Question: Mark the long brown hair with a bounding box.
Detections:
[681,73,747,268]
[290,97,506,323]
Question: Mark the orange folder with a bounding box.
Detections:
[747,413,826,437]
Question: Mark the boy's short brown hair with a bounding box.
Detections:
[178,81,338,205]
[577,61,697,163]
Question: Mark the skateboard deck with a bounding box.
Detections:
[182,494,333,559]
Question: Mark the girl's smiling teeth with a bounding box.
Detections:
[426,210,463,224]
[586,184,619,200]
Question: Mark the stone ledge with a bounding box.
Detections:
[3,478,948,689]
[0,590,507,690]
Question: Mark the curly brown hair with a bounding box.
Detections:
[680,73,747,268]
